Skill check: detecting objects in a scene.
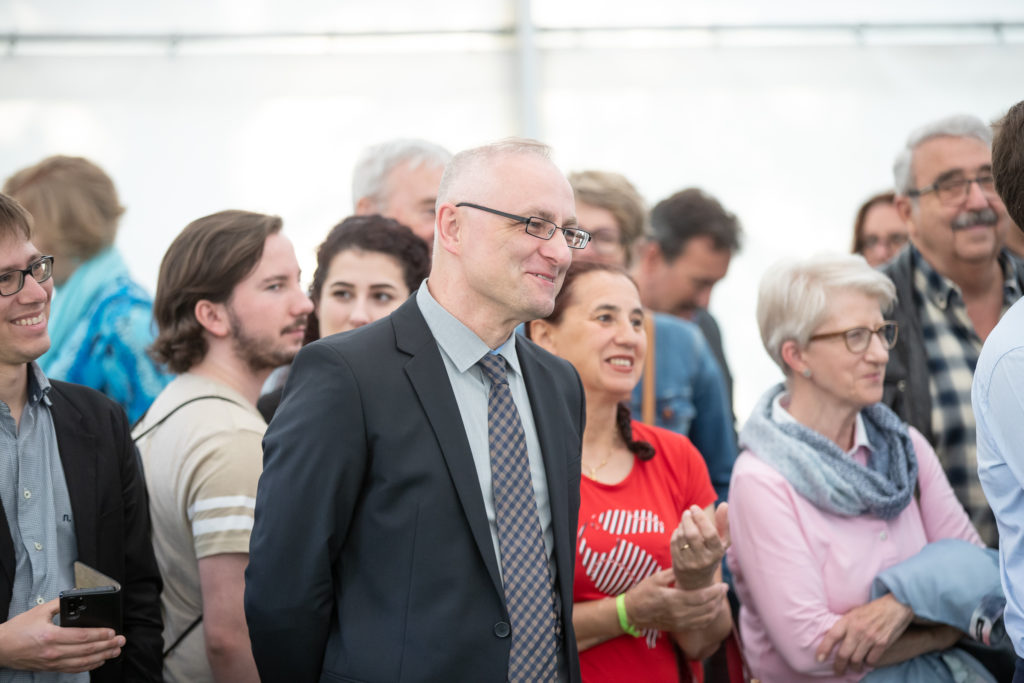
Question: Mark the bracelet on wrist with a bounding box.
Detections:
[615,593,642,637]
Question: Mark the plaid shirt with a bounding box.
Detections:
[913,247,1022,547]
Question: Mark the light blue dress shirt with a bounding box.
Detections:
[0,363,84,683]
[415,281,555,579]
[973,296,1024,657]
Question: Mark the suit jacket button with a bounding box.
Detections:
[494,621,511,638]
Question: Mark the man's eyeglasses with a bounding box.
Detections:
[0,256,54,297]
[907,174,997,205]
[809,321,898,354]
[455,202,591,249]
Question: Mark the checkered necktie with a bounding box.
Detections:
[477,353,560,682]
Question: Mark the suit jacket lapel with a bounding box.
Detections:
[48,384,100,567]
[392,299,505,597]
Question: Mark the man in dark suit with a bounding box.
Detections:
[246,139,589,682]
[0,192,163,680]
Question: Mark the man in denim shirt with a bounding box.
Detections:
[569,171,737,501]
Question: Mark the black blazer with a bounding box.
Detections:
[246,297,585,682]
[0,379,163,681]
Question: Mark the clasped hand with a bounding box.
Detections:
[624,569,729,633]
[670,502,730,590]
[815,593,915,675]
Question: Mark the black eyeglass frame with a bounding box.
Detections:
[906,174,997,205]
[455,202,591,249]
[0,255,54,297]
[808,321,899,354]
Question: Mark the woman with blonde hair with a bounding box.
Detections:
[728,253,995,682]
[4,156,168,422]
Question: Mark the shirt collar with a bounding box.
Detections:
[770,391,871,456]
[911,244,958,311]
[911,244,1022,310]
[26,361,53,408]
[415,280,522,376]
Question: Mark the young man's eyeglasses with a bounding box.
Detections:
[809,321,898,354]
[0,255,54,297]
[455,202,591,249]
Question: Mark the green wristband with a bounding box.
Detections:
[615,593,642,637]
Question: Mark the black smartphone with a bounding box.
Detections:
[59,586,122,634]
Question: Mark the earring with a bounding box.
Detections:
[802,368,812,379]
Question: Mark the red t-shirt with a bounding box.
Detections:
[574,421,717,683]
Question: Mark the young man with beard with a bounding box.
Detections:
[134,211,312,682]
[883,114,1024,548]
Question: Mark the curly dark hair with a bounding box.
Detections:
[526,260,654,460]
[151,210,282,373]
[304,214,431,343]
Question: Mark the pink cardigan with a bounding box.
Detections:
[727,425,982,682]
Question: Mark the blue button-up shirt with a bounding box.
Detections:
[0,363,83,682]
[974,297,1024,656]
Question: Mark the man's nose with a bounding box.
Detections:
[964,177,992,209]
[293,288,314,316]
[540,231,573,266]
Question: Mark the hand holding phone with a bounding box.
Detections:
[0,599,123,673]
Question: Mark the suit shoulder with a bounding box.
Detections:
[305,315,397,357]
[516,333,577,377]
[49,379,126,420]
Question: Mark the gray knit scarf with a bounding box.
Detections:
[739,383,918,520]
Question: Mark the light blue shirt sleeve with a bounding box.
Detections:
[974,301,1024,657]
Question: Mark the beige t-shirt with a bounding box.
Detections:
[133,373,266,683]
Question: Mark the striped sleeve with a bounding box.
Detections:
[185,430,263,558]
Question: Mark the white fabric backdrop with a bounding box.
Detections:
[2,2,1022,421]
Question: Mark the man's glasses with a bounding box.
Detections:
[809,321,898,354]
[0,256,54,297]
[455,202,591,249]
[908,174,997,205]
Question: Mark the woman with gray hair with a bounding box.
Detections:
[727,253,989,682]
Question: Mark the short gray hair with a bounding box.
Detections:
[893,114,993,195]
[757,253,896,374]
[436,138,553,208]
[351,138,452,210]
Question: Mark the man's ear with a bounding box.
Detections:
[780,339,806,377]
[527,319,558,355]
[894,195,917,236]
[354,196,377,216]
[435,203,462,256]
[638,241,664,272]
[194,299,231,338]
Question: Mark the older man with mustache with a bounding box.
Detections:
[881,114,1024,548]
